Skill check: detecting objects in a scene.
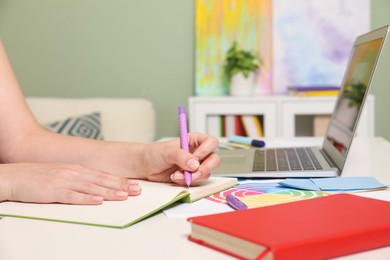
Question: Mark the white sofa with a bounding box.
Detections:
[26,97,156,143]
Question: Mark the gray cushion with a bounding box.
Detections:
[45,112,103,140]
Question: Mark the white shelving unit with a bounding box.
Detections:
[189,95,375,138]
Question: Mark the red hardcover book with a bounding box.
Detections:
[234,115,245,136]
[188,194,390,260]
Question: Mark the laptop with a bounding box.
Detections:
[213,25,389,178]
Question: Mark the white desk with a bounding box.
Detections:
[0,137,389,260]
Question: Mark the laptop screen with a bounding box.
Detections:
[326,33,385,157]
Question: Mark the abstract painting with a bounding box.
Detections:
[195,0,272,96]
[272,0,370,93]
[195,0,370,95]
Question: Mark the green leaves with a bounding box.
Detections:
[223,42,263,82]
[343,80,367,107]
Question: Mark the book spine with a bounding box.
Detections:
[313,115,330,137]
[224,115,235,138]
[289,90,339,96]
[257,116,264,137]
[241,115,263,138]
[288,86,340,91]
[234,115,245,136]
[207,115,223,137]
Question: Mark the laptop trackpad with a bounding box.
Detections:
[220,154,247,164]
[213,149,255,174]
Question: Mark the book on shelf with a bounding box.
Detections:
[0,177,237,229]
[241,115,264,137]
[288,86,340,96]
[234,115,245,136]
[313,115,331,137]
[207,115,224,137]
[207,115,264,138]
[223,115,235,137]
[224,115,246,137]
[188,194,390,260]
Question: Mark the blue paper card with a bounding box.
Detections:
[279,178,319,190]
[279,177,387,192]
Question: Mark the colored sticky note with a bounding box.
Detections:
[279,177,387,192]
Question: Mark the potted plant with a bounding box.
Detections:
[335,80,367,130]
[343,80,366,108]
[223,42,263,96]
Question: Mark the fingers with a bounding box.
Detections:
[40,165,142,204]
[166,133,220,187]
[54,184,142,205]
[1,163,143,205]
[53,176,142,205]
[170,171,204,186]
[165,133,218,171]
[170,151,221,187]
[73,168,142,197]
[188,132,219,161]
[68,182,130,202]
[197,152,221,180]
[60,167,142,203]
[54,190,105,205]
[81,169,133,191]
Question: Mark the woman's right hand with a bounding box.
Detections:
[0,163,141,205]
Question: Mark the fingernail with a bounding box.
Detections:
[92,196,103,202]
[173,172,184,180]
[128,179,138,185]
[115,191,129,197]
[187,159,200,170]
[129,185,141,192]
[191,171,201,180]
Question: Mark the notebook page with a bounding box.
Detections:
[187,177,238,202]
[0,180,187,228]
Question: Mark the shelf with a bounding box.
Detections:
[189,95,375,138]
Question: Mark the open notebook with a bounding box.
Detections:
[0,177,237,228]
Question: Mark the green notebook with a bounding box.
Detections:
[0,177,237,228]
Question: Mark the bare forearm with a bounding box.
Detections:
[0,40,220,205]
[5,127,148,178]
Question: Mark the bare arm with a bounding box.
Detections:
[0,40,142,203]
[0,40,220,204]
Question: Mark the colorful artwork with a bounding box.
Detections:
[195,0,370,95]
[195,0,272,96]
[272,0,370,93]
[206,180,324,208]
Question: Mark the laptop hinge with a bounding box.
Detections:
[320,149,337,168]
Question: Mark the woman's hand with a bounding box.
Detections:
[140,132,221,186]
[0,163,141,204]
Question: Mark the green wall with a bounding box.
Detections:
[0,0,389,140]
[0,0,194,140]
[370,0,390,141]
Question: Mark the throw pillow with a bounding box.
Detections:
[44,112,103,140]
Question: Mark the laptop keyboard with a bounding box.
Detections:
[253,148,323,172]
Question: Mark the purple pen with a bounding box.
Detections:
[178,106,192,187]
[226,194,248,210]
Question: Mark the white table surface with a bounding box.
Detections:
[0,137,389,260]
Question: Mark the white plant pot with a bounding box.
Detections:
[229,72,255,96]
[334,98,359,130]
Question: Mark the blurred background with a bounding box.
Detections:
[0,0,389,140]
